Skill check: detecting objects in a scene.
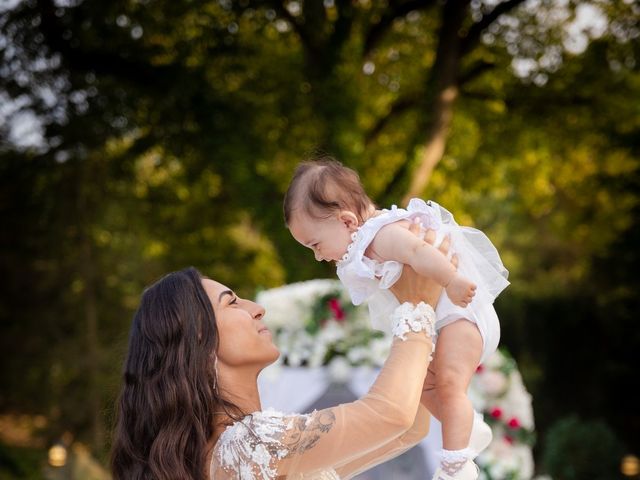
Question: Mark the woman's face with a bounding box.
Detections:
[202,278,279,369]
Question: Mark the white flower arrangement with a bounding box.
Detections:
[471,350,537,480]
[256,279,389,370]
[256,279,537,479]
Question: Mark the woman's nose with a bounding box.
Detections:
[252,301,265,320]
[314,250,323,261]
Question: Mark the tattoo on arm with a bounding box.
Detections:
[281,410,337,456]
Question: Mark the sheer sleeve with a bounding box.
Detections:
[210,330,433,479]
[334,404,430,479]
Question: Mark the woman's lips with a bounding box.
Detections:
[258,327,271,336]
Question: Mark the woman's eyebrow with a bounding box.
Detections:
[218,290,234,303]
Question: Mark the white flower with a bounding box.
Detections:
[256,279,344,330]
[308,342,328,368]
[478,370,509,396]
[482,351,504,369]
[328,356,352,383]
[287,351,303,367]
[501,371,535,429]
[346,346,369,364]
[318,320,346,343]
[512,444,535,478]
[479,438,535,479]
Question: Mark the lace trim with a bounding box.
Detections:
[216,409,294,480]
[439,447,473,463]
[336,206,401,266]
[390,302,436,342]
[337,229,361,264]
[336,224,364,265]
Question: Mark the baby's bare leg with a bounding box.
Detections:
[431,319,483,450]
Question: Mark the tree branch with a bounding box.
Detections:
[363,0,437,57]
[365,93,423,145]
[461,0,528,55]
[35,0,186,86]
[458,60,496,85]
[458,89,500,101]
[329,0,355,53]
[270,1,320,58]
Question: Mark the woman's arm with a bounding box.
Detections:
[211,327,433,479]
[334,403,430,479]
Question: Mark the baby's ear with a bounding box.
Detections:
[338,210,359,231]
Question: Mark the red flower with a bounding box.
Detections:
[327,298,345,321]
[504,435,514,445]
[490,407,502,419]
[507,417,520,429]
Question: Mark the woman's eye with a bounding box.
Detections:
[230,297,238,305]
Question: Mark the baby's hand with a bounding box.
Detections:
[445,273,477,307]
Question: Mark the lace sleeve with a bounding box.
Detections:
[210,304,435,480]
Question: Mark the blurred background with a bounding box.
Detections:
[0,0,638,478]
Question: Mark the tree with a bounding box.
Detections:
[1,0,638,460]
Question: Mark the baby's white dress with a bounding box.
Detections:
[336,198,509,363]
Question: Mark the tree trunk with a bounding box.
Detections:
[81,234,103,451]
[402,85,458,204]
[401,0,470,204]
[77,161,103,451]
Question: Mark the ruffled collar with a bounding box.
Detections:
[336,229,361,266]
[336,205,401,266]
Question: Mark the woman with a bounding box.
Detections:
[111,228,454,480]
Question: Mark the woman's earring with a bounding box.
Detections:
[213,354,219,391]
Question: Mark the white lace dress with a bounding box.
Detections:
[209,313,435,479]
[336,198,510,363]
[211,409,340,480]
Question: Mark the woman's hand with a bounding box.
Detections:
[389,222,458,307]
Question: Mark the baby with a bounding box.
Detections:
[284,158,510,480]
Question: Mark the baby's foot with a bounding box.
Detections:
[445,273,477,307]
[468,412,493,457]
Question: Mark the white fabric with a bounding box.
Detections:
[215,408,340,480]
[390,301,437,343]
[439,447,474,463]
[336,198,509,363]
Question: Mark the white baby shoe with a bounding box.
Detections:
[468,412,493,457]
[432,459,479,480]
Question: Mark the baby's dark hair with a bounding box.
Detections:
[283,155,375,226]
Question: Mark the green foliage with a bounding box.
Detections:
[0,443,45,480]
[306,290,354,335]
[541,416,625,480]
[0,0,638,467]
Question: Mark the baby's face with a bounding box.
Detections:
[288,210,355,263]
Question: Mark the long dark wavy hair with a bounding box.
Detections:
[111,267,242,479]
